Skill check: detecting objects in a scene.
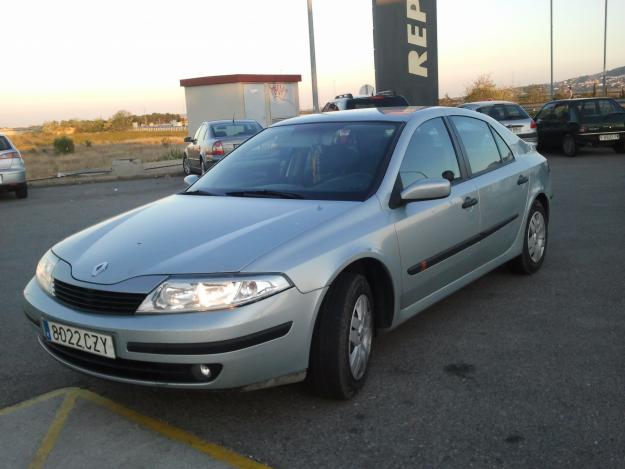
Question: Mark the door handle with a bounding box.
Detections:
[517,175,529,185]
[462,197,478,209]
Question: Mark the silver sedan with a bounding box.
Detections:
[0,134,27,198]
[23,107,552,399]
[460,101,538,144]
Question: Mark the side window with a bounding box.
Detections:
[553,104,569,122]
[450,116,502,174]
[399,118,461,188]
[491,127,514,162]
[537,103,556,121]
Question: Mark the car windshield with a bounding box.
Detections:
[0,137,12,151]
[188,122,401,201]
[211,122,262,138]
[478,104,529,121]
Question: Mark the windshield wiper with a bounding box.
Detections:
[226,190,304,199]
[181,190,217,196]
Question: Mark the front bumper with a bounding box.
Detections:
[23,278,326,389]
[0,168,26,188]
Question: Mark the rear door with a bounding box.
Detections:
[393,117,481,308]
[449,116,529,265]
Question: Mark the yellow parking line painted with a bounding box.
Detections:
[0,387,76,417]
[75,389,271,469]
[0,387,271,469]
[29,390,78,469]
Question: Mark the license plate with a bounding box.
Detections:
[507,126,522,134]
[42,320,116,358]
[599,134,620,141]
[0,174,3,184]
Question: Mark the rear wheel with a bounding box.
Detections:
[308,272,374,399]
[562,134,577,157]
[509,199,548,274]
[15,183,28,199]
[182,156,191,175]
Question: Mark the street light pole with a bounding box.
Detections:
[307,0,320,112]
[550,0,554,100]
[603,0,608,96]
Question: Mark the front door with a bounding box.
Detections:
[393,117,481,309]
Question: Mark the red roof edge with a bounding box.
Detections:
[180,74,302,87]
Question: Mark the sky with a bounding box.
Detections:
[1,0,624,127]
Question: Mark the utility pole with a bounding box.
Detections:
[603,0,608,96]
[550,0,554,100]
[307,0,319,112]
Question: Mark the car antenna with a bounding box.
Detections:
[232,113,235,124]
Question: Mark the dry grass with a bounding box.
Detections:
[12,130,187,180]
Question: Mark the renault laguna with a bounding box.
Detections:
[23,107,552,399]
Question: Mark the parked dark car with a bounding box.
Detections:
[534,98,625,156]
[183,120,263,174]
[321,91,409,112]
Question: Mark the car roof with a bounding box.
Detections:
[461,100,520,108]
[204,120,260,125]
[273,106,485,126]
[546,97,617,105]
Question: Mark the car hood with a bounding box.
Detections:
[53,194,357,285]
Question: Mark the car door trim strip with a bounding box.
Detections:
[407,214,519,275]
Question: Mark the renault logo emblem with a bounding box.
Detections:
[91,262,109,277]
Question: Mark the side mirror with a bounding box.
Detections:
[183,136,194,143]
[400,178,451,202]
[183,174,199,188]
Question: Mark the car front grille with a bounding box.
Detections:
[53,279,146,315]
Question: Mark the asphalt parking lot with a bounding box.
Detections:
[1,148,625,468]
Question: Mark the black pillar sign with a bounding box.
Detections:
[372,0,438,105]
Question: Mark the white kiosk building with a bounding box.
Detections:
[180,74,302,136]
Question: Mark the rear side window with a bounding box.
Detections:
[193,124,207,141]
[491,128,514,162]
[399,118,461,188]
[451,116,502,174]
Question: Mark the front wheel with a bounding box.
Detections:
[182,156,191,175]
[308,272,374,399]
[562,134,577,157]
[509,199,548,274]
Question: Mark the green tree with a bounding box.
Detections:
[110,110,133,131]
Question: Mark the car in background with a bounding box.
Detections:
[0,134,27,199]
[533,98,625,157]
[321,91,409,112]
[183,120,263,175]
[24,107,551,399]
[460,101,537,144]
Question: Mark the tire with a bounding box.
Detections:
[614,141,625,154]
[562,134,577,157]
[182,156,191,175]
[15,183,28,199]
[308,272,374,400]
[509,199,548,274]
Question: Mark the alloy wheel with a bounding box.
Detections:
[348,294,373,380]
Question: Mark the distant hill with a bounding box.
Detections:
[519,65,625,98]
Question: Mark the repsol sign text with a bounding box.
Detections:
[372,0,438,105]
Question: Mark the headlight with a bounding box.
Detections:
[136,274,292,314]
[36,250,59,296]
